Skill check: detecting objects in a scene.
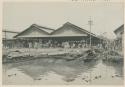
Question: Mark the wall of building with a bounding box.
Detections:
[114,25,124,51]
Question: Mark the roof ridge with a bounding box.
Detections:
[64,22,73,25]
[31,24,55,30]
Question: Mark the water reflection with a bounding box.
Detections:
[102,60,124,78]
[3,58,124,85]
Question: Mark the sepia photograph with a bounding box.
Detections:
[2,0,124,85]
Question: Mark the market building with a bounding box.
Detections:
[50,22,102,48]
[13,24,54,48]
[4,22,103,49]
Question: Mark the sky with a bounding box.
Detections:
[3,1,124,39]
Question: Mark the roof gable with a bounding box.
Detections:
[51,22,96,37]
[14,25,51,38]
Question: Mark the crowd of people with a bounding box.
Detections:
[25,40,90,49]
[3,39,106,49]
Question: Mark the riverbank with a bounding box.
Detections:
[2,48,123,63]
[3,48,89,63]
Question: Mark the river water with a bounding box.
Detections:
[2,58,124,85]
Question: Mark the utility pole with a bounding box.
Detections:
[88,16,93,48]
[4,30,7,48]
[88,17,93,84]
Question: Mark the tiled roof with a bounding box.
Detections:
[51,22,97,37]
[14,22,100,39]
[14,24,55,38]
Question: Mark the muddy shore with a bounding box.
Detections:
[2,48,123,63]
